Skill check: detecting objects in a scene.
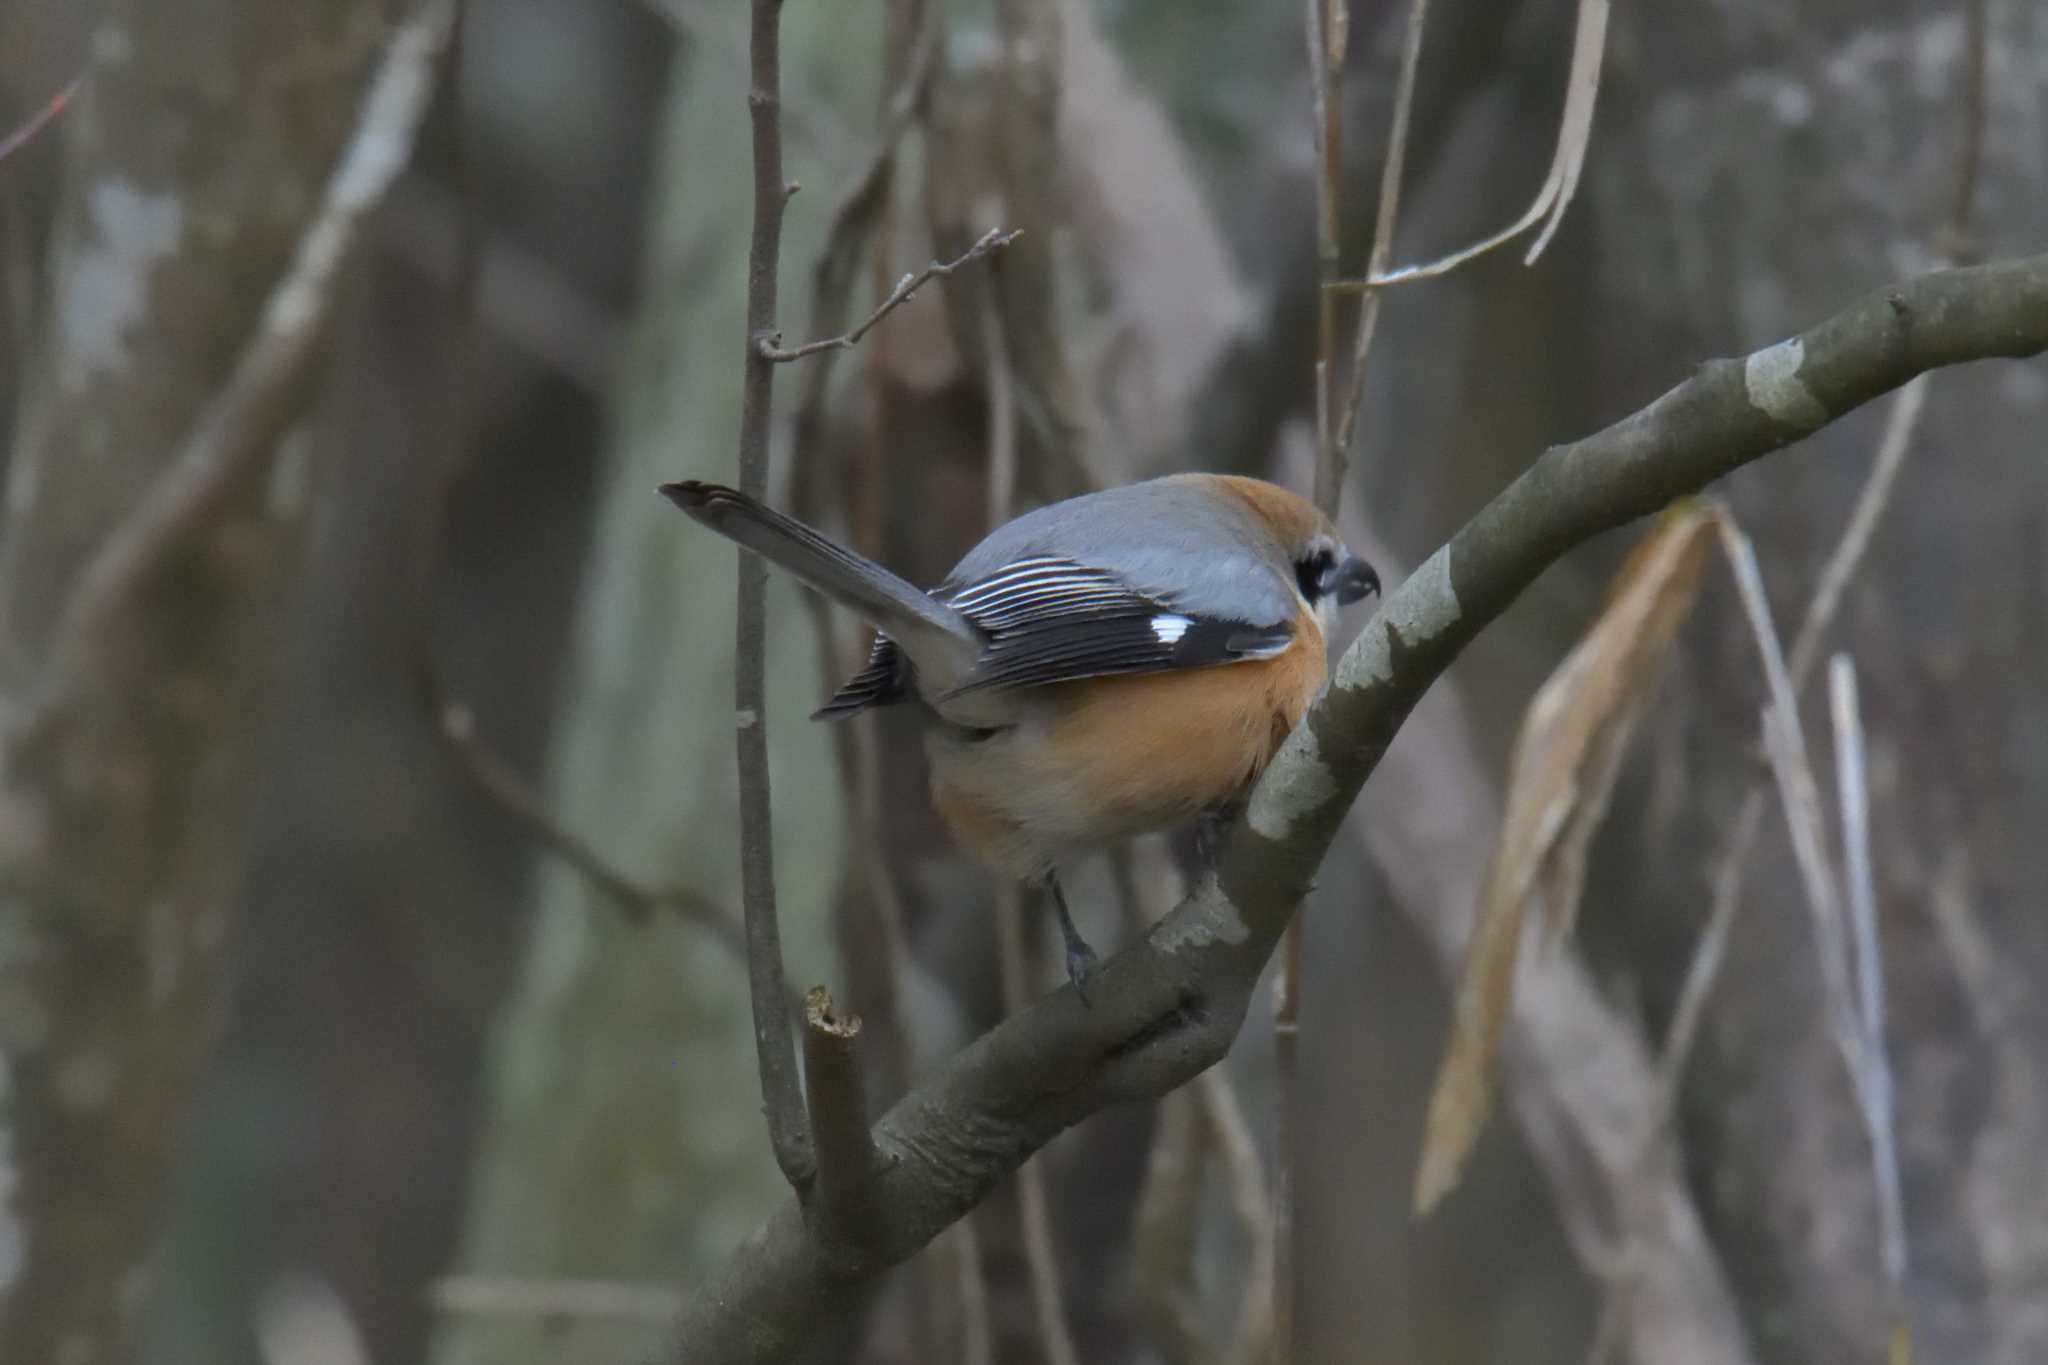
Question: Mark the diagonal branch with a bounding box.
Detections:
[756,227,1021,362]
[659,252,2048,1365]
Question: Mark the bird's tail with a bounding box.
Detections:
[660,481,980,690]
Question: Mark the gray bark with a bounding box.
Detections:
[0,3,385,1362]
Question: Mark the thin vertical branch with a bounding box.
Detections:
[736,0,812,1186]
[1283,4,1349,1356]
[994,885,1082,1365]
[1830,658,1907,1296]
[943,1219,995,1365]
[1268,916,1303,1365]
[1305,0,1345,512]
[1334,0,1430,458]
[1940,0,1988,263]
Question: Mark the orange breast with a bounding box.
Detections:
[927,606,1328,880]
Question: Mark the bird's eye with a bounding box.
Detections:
[1296,548,1334,601]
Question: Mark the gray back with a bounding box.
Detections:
[943,477,1299,627]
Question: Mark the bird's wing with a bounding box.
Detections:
[936,555,1295,697]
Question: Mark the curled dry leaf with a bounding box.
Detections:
[1413,500,1717,1215]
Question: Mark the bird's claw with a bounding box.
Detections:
[1064,938,1100,1004]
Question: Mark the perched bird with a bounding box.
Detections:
[662,473,1379,996]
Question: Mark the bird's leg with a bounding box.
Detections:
[1046,874,1099,1002]
[1196,800,1242,868]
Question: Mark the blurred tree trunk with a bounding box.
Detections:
[0,3,382,1363]
[426,11,867,1363]
[1585,4,2048,1362]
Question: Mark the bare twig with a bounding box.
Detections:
[993,884,1083,1365]
[1830,658,1903,1296]
[1282,1,1354,1351]
[0,74,81,167]
[1204,1069,1277,1365]
[435,702,747,951]
[431,1276,685,1323]
[1716,517,1860,1068]
[42,2,454,684]
[757,228,1021,362]
[1133,1090,1210,1365]
[733,0,811,1187]
[1720,519,1914,1345]
[1268,916,1302,1365]
[1305,0,1345,512]
[942,1219,996,1365]
[802,988,884,1258]
[982,276,1019,531]
[1333,0,1430,458]
[1789,377,1930,681]
[1939,0,1989,263]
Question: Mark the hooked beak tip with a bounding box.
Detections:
[1334,556,1381,605]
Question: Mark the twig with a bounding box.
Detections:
[1132,1089,1211,1365]
[993,884,1083,1365]
[982,277,1019,531]
[734,0,811,1187]
[1268,915,1302,1365]
[0,74,82,168]
[431,1276,685,1322]
[41,1,455,684]
[1305,0,1344,512]
[664,254,2048,1364]
[757,228,1022,362]
[1715,516,1863,1093]
[1203,1069,1277,1365]
[1939,0,1989,263]
[1719,517,1916,1337]
[435,701,747,953]
[1789,376,1930,681]
[1333,0,1430,459]
[1829,657,1906,1295]
[801,987,884,1258]
[943,1219,995,1365]
[1282,1,1352,1351]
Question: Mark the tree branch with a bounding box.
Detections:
[734,0,811,1187]
[756,226,1021,362]
[800,988,885,1263]
[659,253,2048,1365]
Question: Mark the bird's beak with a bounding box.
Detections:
[1326,555,1381,605]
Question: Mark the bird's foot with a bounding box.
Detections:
[1047,875,1099,1006]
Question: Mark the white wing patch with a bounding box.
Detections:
[1150,614,1193,644]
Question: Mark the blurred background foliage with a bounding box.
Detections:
[1,0,2044,1363]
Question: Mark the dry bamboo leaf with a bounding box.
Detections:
[1370,0,1610,286]
[1413,500,1716,1215]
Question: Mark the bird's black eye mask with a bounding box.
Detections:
[1296,544,1381,606]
